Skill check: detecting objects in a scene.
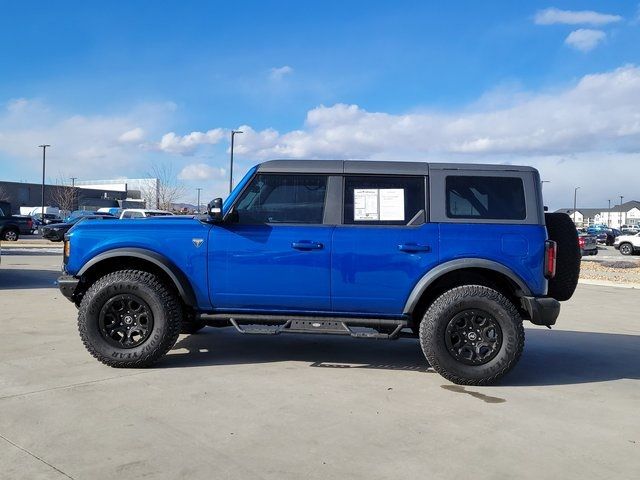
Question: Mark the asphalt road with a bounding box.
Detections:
[0,253,639,480]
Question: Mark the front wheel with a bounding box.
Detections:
[419,285,524,385]
[78,270,182,367]
[619,243,634,256]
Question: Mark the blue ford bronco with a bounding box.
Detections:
[58,160,580,385]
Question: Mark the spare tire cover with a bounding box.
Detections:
[545,212,580,301]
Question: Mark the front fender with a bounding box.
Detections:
[78,248,197,307]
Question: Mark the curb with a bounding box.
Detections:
[578,279,640,289]
[1,243,62,249]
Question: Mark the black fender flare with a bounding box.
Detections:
[403,258,532,315]
[78,247,197,306]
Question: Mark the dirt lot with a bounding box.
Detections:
[0,252,639,480]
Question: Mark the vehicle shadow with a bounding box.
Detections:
[163,327,639,386]
[503,328,640,387]
[165,329,430,373]
[0,268,60,290]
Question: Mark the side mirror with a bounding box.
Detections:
[207,198,224,222]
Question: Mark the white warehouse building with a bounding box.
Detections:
[75,178,159,209]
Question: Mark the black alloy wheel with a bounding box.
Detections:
[419,285,524,385]
[98,294,154,348]
[445,310,502,365]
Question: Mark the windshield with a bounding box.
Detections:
[145,211,173,217]
[224,166,258,214]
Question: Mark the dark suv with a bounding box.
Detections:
[58,160,580,385]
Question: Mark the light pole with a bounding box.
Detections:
[620,195,624,227]
[38,144,50,221]
[196,187,202,213]
[229,130,243,194]
[573,186,580,226]
[607,199,611,227]
[70,176,78,212]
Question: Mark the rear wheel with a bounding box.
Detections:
[2,228,19,241]
[419,285,524,385]
[78,270,182,367]
[619,243,633,256]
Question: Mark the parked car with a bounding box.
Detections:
[41,214,117,242]
[614,232,640,256]
[119,209,174,219]
[65,210,100,223]
[32,213,64,227]
[578,233,598,256]
[97,207,123,217]
[0,207,33,241]
[11,215,37,235]
[620,226,639,235]
[595,228,621,246]
[58,160,581,385]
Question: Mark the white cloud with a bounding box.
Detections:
[118,127,144,143]
[178,163,226,180]
[235,66,640,159]
[0,99,174,178]
[534,7,622,25]
[228,66,640,208]
[269,65,294,81]
[158,128,225,155]
[564,29,606,52]
[3,66,640,209]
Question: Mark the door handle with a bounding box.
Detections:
[398,243,431,253]
[292,241,324,250]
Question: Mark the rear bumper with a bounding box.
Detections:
[58,275,79,302]
[521,296,560,326]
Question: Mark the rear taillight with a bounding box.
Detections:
[27,218,33,228]
[544,240,557,279]
[578,237,585,247]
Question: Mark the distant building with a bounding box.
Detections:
[75,178,159,209]
[556,200,640,228]
[0,180,126,215]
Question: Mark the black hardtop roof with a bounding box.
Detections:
[256,159,537,175]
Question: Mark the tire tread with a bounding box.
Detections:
[77,269,181,368]
[420,285,524,386]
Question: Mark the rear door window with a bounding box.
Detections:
[343,176,425,225]
[446,176,526,220]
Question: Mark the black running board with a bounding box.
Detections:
[196,313,410,340]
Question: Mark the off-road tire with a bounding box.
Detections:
[78,270,182,367]
[419,285,524,386]
[619,243,634,256]
[2,228,19,241]
[545,213,580,301]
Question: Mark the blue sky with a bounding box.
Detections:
[1,1,639,208]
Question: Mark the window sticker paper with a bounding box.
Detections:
[379,189,405,221]
[354,189,379,220]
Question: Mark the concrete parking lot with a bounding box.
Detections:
[1,252,639,480]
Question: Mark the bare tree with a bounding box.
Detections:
[142,163,185,211]
[50,176,78,214]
